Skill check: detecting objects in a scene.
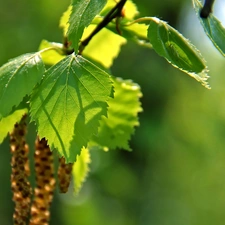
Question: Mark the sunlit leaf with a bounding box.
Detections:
[73,147,91,195]
[0,107,28,144]
[100,0,138,19]
[30,54,113,163]
[68,0,107,52]
[89,77,142,151]
[0,53,45,118]
[82,25,126,68]
[193,0,225,56]
[39,40,65,65]
[147,17,210,89]
[59,5,72,36]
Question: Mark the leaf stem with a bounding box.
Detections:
[38,46,64,55]
[78,0,127,54]
[123,17,153,26]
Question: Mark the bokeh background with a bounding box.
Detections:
[1,0,225,224]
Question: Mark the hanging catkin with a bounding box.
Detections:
[58,157,73,193]
[29,137,55,225]
[10,114,31,225]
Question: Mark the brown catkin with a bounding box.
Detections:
[10,114,32,225]
[58,157,73,193]
[29,137,56,225]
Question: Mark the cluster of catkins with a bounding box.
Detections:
[10,115,73,225]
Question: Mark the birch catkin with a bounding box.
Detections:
[58,157,73,193]
[29,137,56,225]
[10,114,31,225]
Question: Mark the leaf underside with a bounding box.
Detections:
[30,54,113,163]
[147,17,210,89]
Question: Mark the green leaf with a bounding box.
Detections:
[100,0,138,20]
[89,77,142,151]
[59,5,72,36]
[82,25,127,68]
[30,54,113,163]
[147,17,210,89]
[68,0,107,52]
[0,53,45,118]
[73,147,91,195]
[39,40,65,65]
[193,0,225,56]
[0,107,28,144]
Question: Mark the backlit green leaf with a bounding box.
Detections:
[147,17,210,89]
[59,5,72,36]
[82,25,126,68]
[68,0,107,52]
[89,77,142,151]
[39,40,65,65]
[73,147,91,195]
[0,107,28,144]
[193,0,225,56]
[0,53,45,118]
[30,54,113,163]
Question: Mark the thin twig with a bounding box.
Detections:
[78,0,127,54]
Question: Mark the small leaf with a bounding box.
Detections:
[68,0,107,52]
[0,107,28,144]
[89,77,142,151]
[82,25,127,68]
[39,40,65,65]
[193,0,225,56]
[30,54,113,163]
[0,53,45,118]
[73,147,91,195]
[147,17,210,89]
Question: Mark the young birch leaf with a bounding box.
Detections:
[147,17,210,89]
[82,25,126,68]
[0,108,28,144]
[89,77,142,151]
[0,53,45,118]
[30,54,113,163]
[73,147,91,195]
[68,0,107,52]
[193,0,225,56]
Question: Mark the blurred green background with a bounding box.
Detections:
[1,0,225,224]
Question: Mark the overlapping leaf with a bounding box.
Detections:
[68,0,107,52]
[0,53,45,118]
[193,0,225,56]
[89,77,142,151]
[30,54,113,162]
[147,17,210,89]
[73,147,91,194]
